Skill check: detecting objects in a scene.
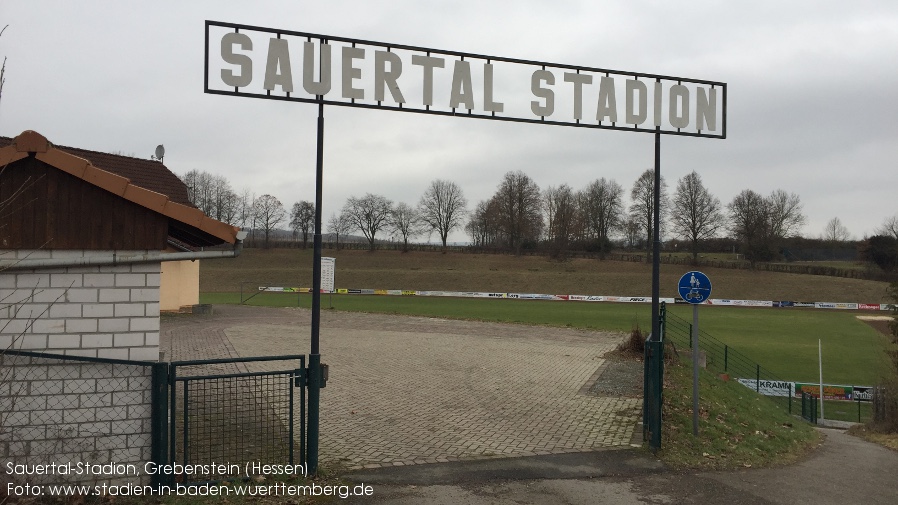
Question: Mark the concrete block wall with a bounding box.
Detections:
[0,353,153,485]
[1,249,162,485]
[0,250,161,361]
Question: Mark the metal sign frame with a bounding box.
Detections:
[205,20,727,139]
[204,19,728,464]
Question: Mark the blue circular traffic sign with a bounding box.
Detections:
[678,271,712,304]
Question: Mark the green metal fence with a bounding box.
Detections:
[801,391,818,424]
[663,308,801,417]
[162,355,307,486]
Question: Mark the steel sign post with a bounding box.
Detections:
[678,271,712,436]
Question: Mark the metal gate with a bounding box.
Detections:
[157,355,306,485]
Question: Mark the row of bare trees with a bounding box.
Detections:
[336,180,468,252]
[180,165,800,261]
[180,170,289,248]
[180,170,474,251]
[465,169,812,264]
[181,168,896,264]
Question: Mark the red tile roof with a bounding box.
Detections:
[0,135,193,207]
[0,131,238,245]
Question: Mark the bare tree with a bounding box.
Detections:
[237,188,255,229]
[466,199,501,248]
[766,189,806,239]
[181,169,203,207]
[390,202,421,252]
[0,25,8,115]
[492,171,543,254]
[220,190,241,226]
[418,179,467,252]
[877,214,898,240]
[343,193,393,251]
[543,184,578,258]
[629,169,668,262]
[180,170,241,225]
[822,217,851,243]
[327,212,352,249]
[623,215,641,250]
[290,201,316,248]
[579,178,624,258]
[252,194,286,248]
[210,175,239,224]
[670,171,725,264]
[728,189,771,264]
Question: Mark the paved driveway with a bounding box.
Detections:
[162,305,641,469]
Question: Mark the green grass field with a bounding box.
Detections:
[201,290,893,386]
[201,249,890,303]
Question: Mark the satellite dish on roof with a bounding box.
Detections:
[154,144,165,163]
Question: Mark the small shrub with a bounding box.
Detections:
[872,378,898,433]
[616,324,646,356]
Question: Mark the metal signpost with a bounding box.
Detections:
[204,20,727,468]
[678,270,712,436]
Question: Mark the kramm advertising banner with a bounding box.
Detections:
[736,379,793,397]
[737,380,872,401]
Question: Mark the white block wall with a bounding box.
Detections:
[0,354,153,486]
[0,250,161,361]
[1,249,162,485]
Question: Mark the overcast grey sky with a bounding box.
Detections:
[2,1,896,244]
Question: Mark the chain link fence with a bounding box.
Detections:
[0,349,155,486]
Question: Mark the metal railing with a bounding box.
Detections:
[801,391,819,424]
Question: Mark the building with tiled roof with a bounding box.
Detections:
[0,130,243,312]
[0,135,193,207]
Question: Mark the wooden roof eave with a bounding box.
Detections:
[1,131,240,246]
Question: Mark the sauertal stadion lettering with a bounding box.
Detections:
[205,21,727,138]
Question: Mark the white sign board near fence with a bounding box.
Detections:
[321,257,335,293]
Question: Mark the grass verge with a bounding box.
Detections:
[847,425,898,452]
[658,357,821,470]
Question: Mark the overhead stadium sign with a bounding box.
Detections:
[204,19,729,463]
[205,21,727,138]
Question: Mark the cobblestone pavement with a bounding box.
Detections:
[161,305,642,470]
